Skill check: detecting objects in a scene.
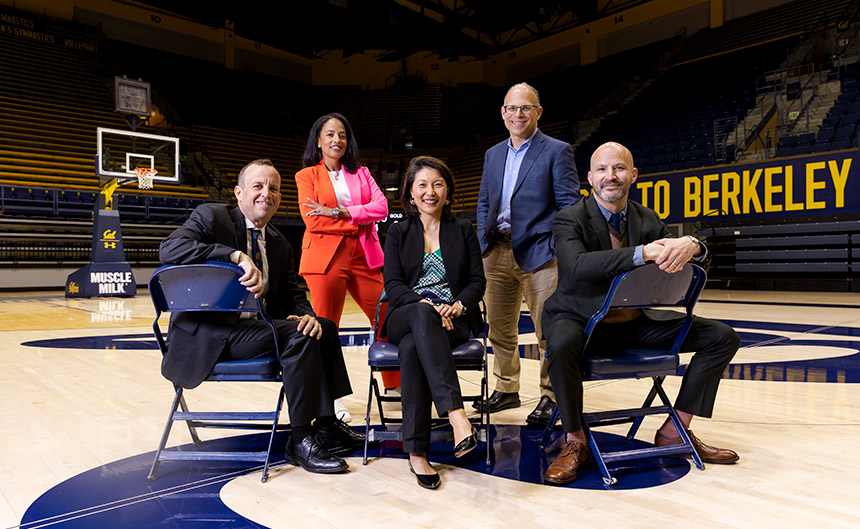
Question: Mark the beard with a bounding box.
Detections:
[593,180,629,203]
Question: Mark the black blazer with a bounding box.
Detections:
[542,194,710,327]
[381,216,486,338]
[158,203,314,388]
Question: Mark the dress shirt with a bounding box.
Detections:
[495,130,537,231]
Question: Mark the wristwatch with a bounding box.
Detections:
[331,207,341,218]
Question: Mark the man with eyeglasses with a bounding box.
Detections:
[475,83,580,427]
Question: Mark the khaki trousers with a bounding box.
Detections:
[482,240,557,399]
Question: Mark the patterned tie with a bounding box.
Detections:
[609,212,624,233]
[250,228,263,271]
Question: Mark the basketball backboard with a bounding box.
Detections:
[96,127,180,184]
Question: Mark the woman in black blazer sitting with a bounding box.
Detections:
[381,156,486,489]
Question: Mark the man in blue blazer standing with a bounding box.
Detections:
[475,83,580,426]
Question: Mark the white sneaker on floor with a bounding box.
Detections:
[334,398,352,423]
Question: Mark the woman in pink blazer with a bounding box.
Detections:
[296,113,400,414]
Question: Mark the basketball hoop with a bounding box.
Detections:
[133,167,157,189]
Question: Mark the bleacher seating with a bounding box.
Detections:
[699,219,860,290]
[777,63,860,156]
[0,23,210,219]
[671,0,852,65]
[184,125,306,218]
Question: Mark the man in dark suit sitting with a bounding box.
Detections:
[542,142,740,486]
[475,82,580,426]
[159,159,363,475]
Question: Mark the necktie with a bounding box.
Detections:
[609,212,624,233]
[250,229,263,270]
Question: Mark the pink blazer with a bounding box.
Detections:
[295,162,388,275]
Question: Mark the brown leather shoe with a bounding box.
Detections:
[544,441,590,485]
[655,428,739,464]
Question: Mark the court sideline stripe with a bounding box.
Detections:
[12,463,281,529]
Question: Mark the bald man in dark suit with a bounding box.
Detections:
[542,142,740,486]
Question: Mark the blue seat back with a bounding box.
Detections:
[584,263,707,359]
[149,261,278,356]
[150,261,262,315]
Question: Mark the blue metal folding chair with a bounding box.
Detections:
[362,289,492,466]
[148,261,286,482]
[540,263,708,486]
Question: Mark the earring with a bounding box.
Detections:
[445,198,450,204]
[410,197,415,204]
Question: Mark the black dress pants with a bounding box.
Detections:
[225,316,352,427]
[387,302,470,454]
[545,313,740,432]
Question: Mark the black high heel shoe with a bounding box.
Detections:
[408,459,441,489]
[453,425,477,458]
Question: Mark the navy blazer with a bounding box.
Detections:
[158,203,314,388]
[542,194,711,327]
[381,216,486,338]
[476,129,580,272]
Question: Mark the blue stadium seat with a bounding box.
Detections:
[835,124,856,138]
[775,145,794,157]
[813,140,832,153]
[839,112,860,125]
[817,128,835,140]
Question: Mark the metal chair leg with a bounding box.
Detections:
[482,371,492,466]
[148,386,183,481]
[627,377,660,440]
[177,390,201,445]
[654,382,705,470]
[363,371,375,465]
[260,387,285,482]
[372,375,386,430]
[539,405,560,451]
[583,421,617,487]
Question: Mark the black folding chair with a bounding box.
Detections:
[148,261,287,482]
[540,263,708,486]
[362,290,492,466]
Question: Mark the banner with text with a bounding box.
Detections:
[622,148,858,224]
[0,9,99,53]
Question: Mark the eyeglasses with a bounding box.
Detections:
[503,104,539,114]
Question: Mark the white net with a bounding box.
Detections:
[134,168,157,189]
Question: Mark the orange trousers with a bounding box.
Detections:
[303,236,400,388]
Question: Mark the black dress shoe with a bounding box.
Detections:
[314,418,365,452]
[525,396,556,428]
[408,459,441,489]
[453,425,477,458]
[285,435,348,474]
[472,390,521,413]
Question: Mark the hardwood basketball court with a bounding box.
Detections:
[1,288,858,528]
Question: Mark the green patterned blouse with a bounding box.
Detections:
[412,249,453,304]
